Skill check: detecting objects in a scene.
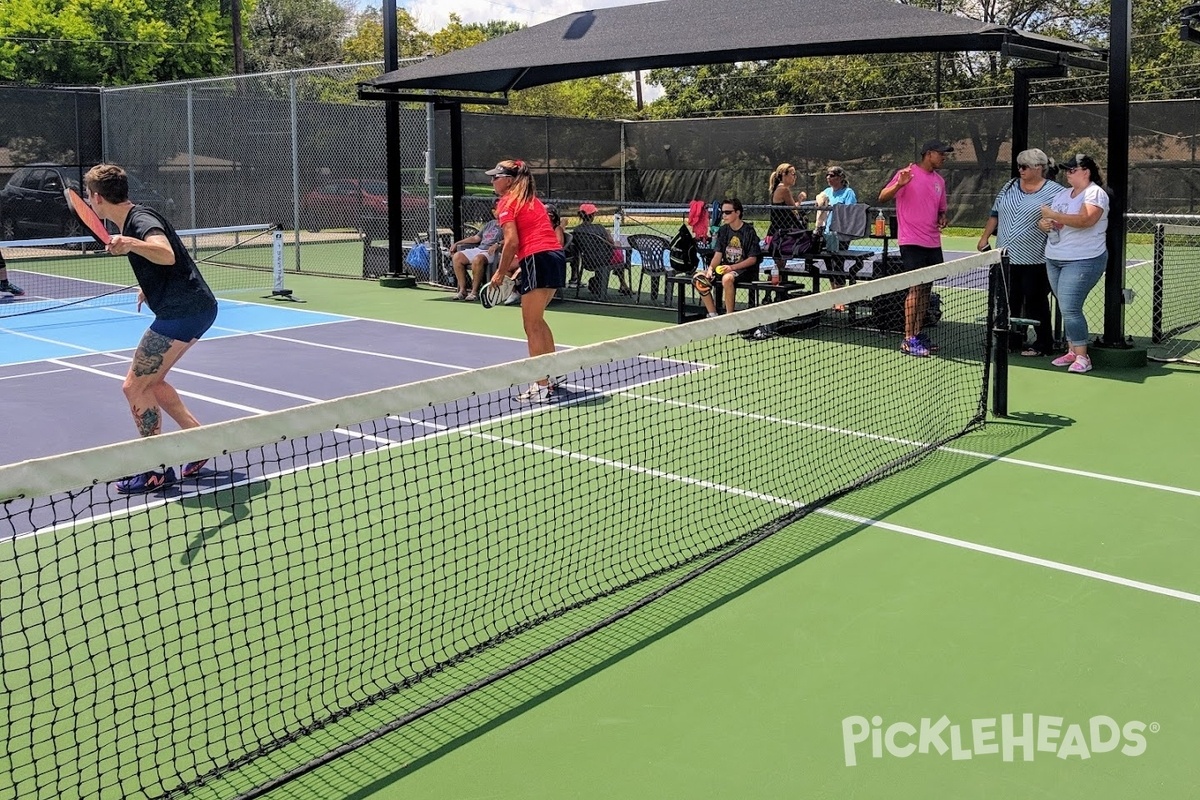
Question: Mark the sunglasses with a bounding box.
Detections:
[1017,164,1042,170]
[721,209,736,215]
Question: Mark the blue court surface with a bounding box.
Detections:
[0,299,543,465]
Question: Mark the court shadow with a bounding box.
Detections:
[1004,354,1182,384]
[171,470,270,565]
[230,414,1071,800]
[550,299,675,324]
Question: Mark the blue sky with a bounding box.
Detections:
[380,0,650,35]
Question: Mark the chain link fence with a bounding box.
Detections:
[3,77,1200,335]
[99,64,435,279]
[1123,213,1200,364]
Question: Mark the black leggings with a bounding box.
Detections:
[1008,263,1052,354]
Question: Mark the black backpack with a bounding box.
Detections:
[669,224,698,272]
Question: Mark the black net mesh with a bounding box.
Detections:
[1,251,1002,799]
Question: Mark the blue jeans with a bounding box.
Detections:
[1046,253,1107,347]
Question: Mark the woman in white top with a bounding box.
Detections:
[1038,153,1110,374]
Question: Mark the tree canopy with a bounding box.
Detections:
[0,0,1197,117]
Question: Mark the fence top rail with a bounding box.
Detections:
[1128,213,1200,223]
[99,61,420,93]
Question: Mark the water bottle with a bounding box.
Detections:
[771,265,781,285]
[873,210,887,237]
[1047,223,1060,246]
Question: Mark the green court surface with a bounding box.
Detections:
[6,265,1198,800]
[216,276,1199,800]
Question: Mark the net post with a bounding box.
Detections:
[271,227,293,299]
[990,255,1010,418]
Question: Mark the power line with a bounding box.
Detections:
[0,35,229,49]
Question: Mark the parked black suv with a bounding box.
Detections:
[0,164,174,240]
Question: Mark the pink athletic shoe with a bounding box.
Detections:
[1050,352,1077,367]
[1067,355,1092,374]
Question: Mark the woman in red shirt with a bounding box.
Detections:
[486,159,567,402]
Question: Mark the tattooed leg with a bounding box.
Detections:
[123,327,196,439]
[153,381,200,430]
[131,404,162,437]
[132,329,174,376]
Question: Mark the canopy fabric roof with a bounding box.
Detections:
[361,0,1100,95]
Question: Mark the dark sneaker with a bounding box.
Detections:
[116,467,177,494]
[0,281,24,297]
[902,336,931,357]
[742,325,775,341]
[182,459,209,478]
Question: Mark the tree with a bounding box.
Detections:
[0,0,230,84]
[343,7,432,61]
[245,0,348,72]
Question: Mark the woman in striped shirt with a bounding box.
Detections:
[976,148,1062,357]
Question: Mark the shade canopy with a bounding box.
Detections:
[361,0,1102,97]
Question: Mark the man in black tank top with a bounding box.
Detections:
[84,163,217,493]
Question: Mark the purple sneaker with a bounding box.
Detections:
[902,336,930,357]
[916,332,940,352]
[182,459,209,478]
[115,467,177,494]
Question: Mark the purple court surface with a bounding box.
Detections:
[0,304,540,466]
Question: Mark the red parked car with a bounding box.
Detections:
[300,178,426,232]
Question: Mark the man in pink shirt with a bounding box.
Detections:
[878,139,954,357]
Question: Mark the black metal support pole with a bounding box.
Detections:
[383,0,404,276]
[1104,0,1131,346]
[449,104,464,240]
[1012,65,1065,178]
[1012,72,1028,179]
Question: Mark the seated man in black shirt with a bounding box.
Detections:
[85,163,218,493]
[698,198,761,317]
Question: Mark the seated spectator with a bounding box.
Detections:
[547,203,567,248]
[699,197,762,317]
[766,162,807,272]
[449,203,502,301]
[573,202,632,295]
[814,166,859,248]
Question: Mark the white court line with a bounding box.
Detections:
[623,390,1200,500]
[0,326,98,354]
[69,352,331,404]
[12,362,1199,608]
[464,428,1200,606]
[822,509,1200,604]
[249,331,477,371]
[0,367,71,381]
[47,358,275,415]
[44,358,396,448]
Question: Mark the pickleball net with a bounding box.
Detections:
[1,250,1003,799]
[1151,223,1200,364]
[0,224,286,316]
